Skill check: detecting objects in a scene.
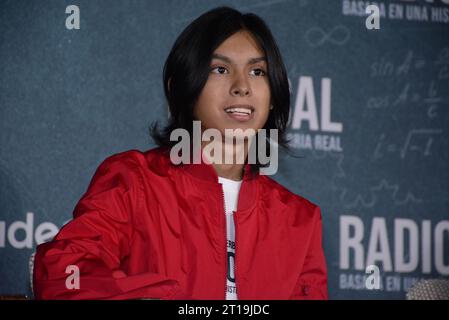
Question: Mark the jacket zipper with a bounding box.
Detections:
[234,208,239,300]
[220,187,227,300]
[220,183,239,300]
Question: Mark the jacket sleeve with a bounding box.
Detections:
[289,206,328,300]
[33,153,180,300]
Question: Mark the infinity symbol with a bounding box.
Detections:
[304,25,351,47]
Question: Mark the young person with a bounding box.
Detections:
[34,6,328,300]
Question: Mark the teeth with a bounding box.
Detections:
[225,107,252,115]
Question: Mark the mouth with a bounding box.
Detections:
[224,104,255,122]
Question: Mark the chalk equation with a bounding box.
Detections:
[370,50,426,78]
[373,129,443,160]
[338,179,423,209]
[434,47,449,80]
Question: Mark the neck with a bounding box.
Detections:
[213,163,244,181]
[201,139,249,181]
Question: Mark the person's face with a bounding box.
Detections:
[193,30,271,137]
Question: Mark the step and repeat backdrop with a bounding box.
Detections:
[1,0,448,299]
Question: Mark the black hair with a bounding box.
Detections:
[149,6,292,173]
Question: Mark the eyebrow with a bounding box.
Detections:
[211,53,267,65]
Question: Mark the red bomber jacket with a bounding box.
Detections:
[34,147,328,300]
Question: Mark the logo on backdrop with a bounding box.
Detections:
[339,215,449,293]
[287,76,343,153]
[0,212,61,249]
[342,0,449,24]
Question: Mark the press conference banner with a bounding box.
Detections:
[0,0,448,299]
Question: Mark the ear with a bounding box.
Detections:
[167,78,171,93]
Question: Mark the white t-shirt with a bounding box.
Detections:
[218,176,242,300]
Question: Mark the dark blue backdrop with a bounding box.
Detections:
[1,0,448,299]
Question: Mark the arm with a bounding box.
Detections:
[33,153,180,300]
[289,206,328,300]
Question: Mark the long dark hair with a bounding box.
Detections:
[150,6,292,172]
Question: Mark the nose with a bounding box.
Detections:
[230,73,251,97]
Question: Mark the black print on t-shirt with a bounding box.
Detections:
[227,251,235,282]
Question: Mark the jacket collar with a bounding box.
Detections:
[178,145,258,181]
[181,158,257,183]
[154,146,259,212]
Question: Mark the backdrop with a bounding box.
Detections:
[1,0,448,299]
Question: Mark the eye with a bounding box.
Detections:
[250,68,267,77]
[210,66,228,74]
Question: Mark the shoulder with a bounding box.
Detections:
[87,147,170,190]
[94,147,168,174]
